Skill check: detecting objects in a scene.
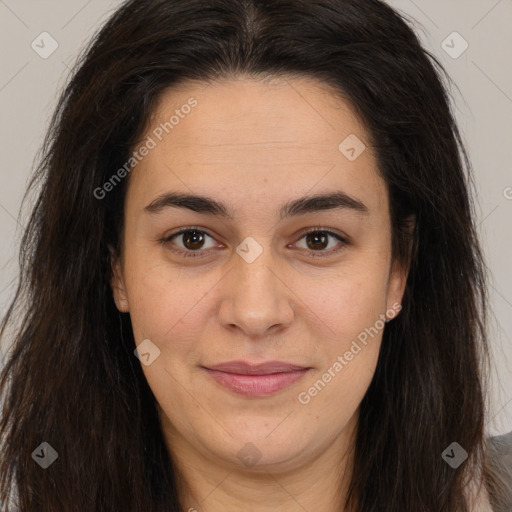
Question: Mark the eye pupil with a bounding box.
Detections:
[306,232,328,250]
[183,230,205,250]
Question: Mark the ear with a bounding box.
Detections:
[386,215,415,319]
[109,246,130,313]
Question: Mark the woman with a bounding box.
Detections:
[0,0,510,510]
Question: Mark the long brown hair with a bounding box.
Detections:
[1,0,508,510]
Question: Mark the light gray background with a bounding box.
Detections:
[0,0,511,436]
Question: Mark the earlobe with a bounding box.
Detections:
[109,251,130,313]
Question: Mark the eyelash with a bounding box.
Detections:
[159,226,348,259]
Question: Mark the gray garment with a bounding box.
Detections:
[487,431,512,512]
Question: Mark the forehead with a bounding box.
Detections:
[128,76,387,215]
[148,76,368,150]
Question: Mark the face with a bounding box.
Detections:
[111,76,408,475]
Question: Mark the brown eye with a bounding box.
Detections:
[295,229,348,257]
[180,230,207,250]
[162,227,217,258]
[305,231,329,250]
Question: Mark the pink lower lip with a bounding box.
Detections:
[204,368,310,397]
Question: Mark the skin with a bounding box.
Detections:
[111,75,410,512]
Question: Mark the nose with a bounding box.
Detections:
[217,246,295,339]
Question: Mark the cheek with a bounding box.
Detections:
[291,258,389,406]
[299,263,390,342]
[298,343,381,431]
[295,275,385,424]
[126,271,209,346]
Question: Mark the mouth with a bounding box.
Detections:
[201,360,312,397]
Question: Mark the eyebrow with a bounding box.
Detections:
[144,191,369,219]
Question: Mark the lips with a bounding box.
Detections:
[202,360,311,397]
[203,360,309,375]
